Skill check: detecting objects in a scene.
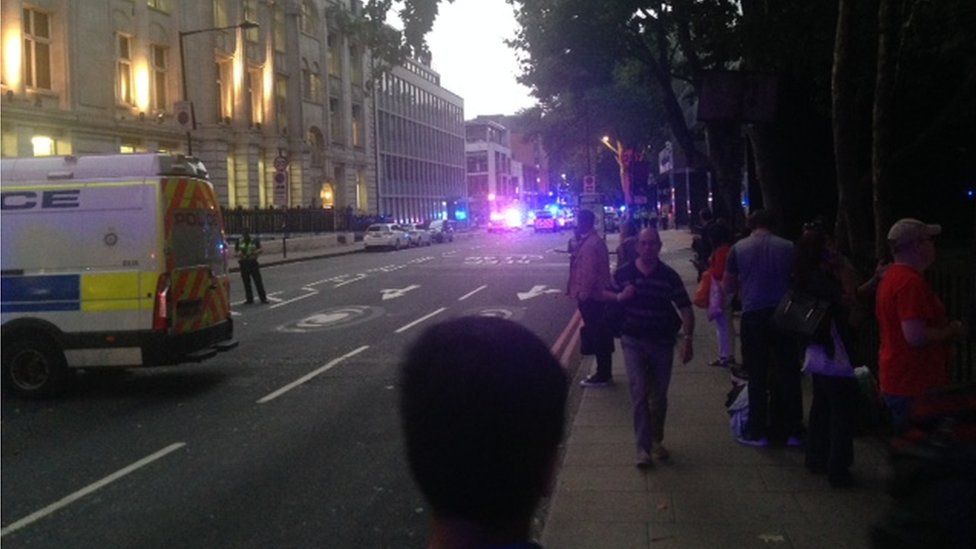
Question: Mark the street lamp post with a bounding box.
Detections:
[601,135,633,208]
[178,21,259,155]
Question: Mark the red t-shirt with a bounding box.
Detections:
[709,245,730,281]
[875,264,950,396]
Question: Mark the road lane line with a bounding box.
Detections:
[0,442,186,537]
[268,291,318,309]
[457,285,487,301]
[257,345,370,403]
[333,274,368,287]
[394,307,447,334]
[550,310,582,358]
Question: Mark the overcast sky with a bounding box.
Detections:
[393,0,537,118]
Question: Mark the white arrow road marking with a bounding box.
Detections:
[333,273,368,288]
[395,307,447,334]
[458,285,487,301]
[258,345,370,403]
[269,289,318,309]
[517,285,562,301]
[381,284,421,301]
[0,442,186,537]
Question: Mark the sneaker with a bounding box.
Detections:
[636,449,653,468]
[736,435,769,447]
[260,299,269,304]
[580,374,612,388]
[651,443,670,461]
[786,435,804,448]
[708,358,728,368]
[730,365,749,381]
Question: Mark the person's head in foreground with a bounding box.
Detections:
[400,316,569,548]
[887,218,940,271]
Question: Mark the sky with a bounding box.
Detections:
[394,0,537,118]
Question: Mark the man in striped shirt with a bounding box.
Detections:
[614,227,695,467]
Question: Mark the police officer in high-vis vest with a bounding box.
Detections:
[236,229,268,304]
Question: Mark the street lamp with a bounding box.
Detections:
[600,135,633,207]
[178,20,259,155]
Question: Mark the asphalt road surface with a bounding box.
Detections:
[1,228,585,548]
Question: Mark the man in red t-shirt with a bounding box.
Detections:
[876,218,966,430]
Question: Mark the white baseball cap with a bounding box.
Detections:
[887,218,941,246]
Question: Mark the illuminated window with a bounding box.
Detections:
[247,68,263,125]
[274,75,287,125]
[215,58,233,121]
[31,135,54,156]
[23,8,52,90]
[116,34,134,105]
[120,144,136,153]
[151,45,167,111]
[356,169,368,211]
[308,127,324,166]
[147,0,170,12]
[352,104,363,147]
[311,62,322,103]
[212,0,228,28]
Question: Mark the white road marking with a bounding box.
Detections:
[517,285,562,301]
[0,442,186,537]
[257,345,370,403]
[268,290,318,309]
[395,307,447,334]
[333,274,368,287]
[458,285,487,301]
[381,284,421,301]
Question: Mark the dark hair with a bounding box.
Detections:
[577,208,596,229]
[400,317,568,526]
[746,209,776,231]
[622,218,640,238]
[793,228,828,289]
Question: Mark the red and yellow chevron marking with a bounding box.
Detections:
[169,267,231,334]
[161,177,220,239]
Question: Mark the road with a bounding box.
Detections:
[1,228,583,548]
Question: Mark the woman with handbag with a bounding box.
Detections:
[793,226,860,488]
[706,223,736,369]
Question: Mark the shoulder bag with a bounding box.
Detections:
[772,289,830,337]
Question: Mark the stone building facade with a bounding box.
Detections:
[1,0,376,215]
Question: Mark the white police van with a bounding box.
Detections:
[1,153,237,397]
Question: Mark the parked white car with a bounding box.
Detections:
[363,223,409,250]
[404,223,432,247]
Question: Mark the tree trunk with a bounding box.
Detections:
[705,121,744,225]
[832,0,873,267]
[872,0,901,259]
[744,123,782,214]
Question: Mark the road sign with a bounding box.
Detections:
[273,170,288,206]
[273,155,289,171]
[174,101,194,132]
[583,175,596,193]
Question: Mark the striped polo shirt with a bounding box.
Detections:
[613,260,690,342]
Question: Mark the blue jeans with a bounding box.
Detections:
[740,307,802,440]
[621,336,675,452]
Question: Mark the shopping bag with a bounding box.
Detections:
[693,271,712,309]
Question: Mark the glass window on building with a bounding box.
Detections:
[147,0,171,12]
[352,104,363,148]
[301,0,318,35]
[301,58,311,100]
[116,34,133,105]
[327,33,341,77]
[23,8,52,90]
[212,0,228,28]
[243,0,258,41]
[329,97,342,143]
[350,44,362,87]
[247,68,263,125]
[216,58,234,122]
[275,75,287,126]
[356,169,368,212]
[31,135,55,157]
[311,62,322,103]
[274,6,285,52]
[151,45,167,112]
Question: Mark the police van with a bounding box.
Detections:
[1,153,237,397]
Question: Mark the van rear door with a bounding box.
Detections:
[161,178,230,335]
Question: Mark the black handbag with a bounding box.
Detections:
[772,289,830,337]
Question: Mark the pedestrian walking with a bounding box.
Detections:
[706,223,736,368]
[876,218,966,431]
[567,208,615,387]
[613,227,695,467]
[400,316,568,549]
[236,229,268,304]
[723,209,802,447]
[615,218,640,269]
[793,226,860,488]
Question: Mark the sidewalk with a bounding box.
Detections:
[541,229,892,548]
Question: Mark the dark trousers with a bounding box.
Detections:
[239,259,267,303]
[806,374,859,479]
[578,299,613,379]
[741,307,802,439]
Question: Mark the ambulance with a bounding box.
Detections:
[1,153,237,397]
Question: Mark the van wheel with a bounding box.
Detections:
[2,336,69,398]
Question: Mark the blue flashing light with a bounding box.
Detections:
[455,210,468,220]
[619,205,626,212]
[547,204,559,216]
[967,189,975,199]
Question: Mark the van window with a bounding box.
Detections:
[169,208,225,272]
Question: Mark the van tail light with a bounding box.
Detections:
[153,274,171,332]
